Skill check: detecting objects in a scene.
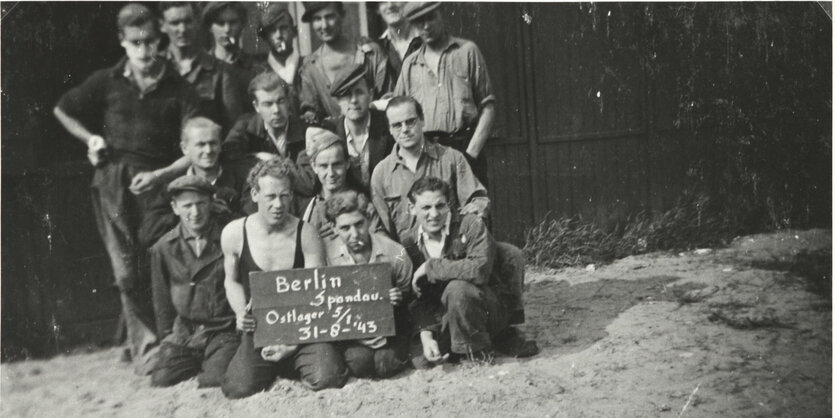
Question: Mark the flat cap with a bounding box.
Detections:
[329,63,368,97]
[301,2,344,23]
[201,2,247,25]
[305,127,343,162]
[402,2,441,22]
[258,4,294,37]
[167,175,215,198]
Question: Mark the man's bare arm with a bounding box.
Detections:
[53,106,96,146]
[300,221,326,268]
[221,219,254,332]
[465,102,496,158]
[129,156,190,195]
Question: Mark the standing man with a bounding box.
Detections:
[403,177,538,366]
[254,4,303,114]
[371,96,489,243]
[139,117,254,248]
[160,2,248,133]
[328,63,394,192]
[53,3,199,375]
[394,2,496,185]
[298,2,391,123]
[223,72,316,198]
[375,2,422,79]
[220,158,348,398]
[323,190,412,378]
[203,2,254,73]
[149,176,240,388]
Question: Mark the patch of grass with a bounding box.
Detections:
[524,193,734,269]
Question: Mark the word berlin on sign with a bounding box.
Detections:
[249,263,395,347]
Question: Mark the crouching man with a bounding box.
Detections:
[149,176,239,387]
[323,190,412,378]
[220,158,347,399]
[403,177,538,366]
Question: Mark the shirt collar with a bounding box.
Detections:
[337,233,386,264]
[414,36,460,65]
[391,140,439,172]
[416,212,452,247]
[179,220,217,241]
[186,165,222,185]
[344,116,371,146]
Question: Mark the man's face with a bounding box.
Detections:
[333,210,371,254]
[312,145,348,194]
[377,2,406,26]
[120,22,161,72]
[171,191,212,234]
[268,23,296,56]
[386,102,424,151]
[181,127,220,171]
[337,80,371,122]
[251,176,293,226]
[253,88,290,129]
[310,6,343,43]
[410,190,450,236]
[210,8,243,48]
[413,10,445,44]
[161,5,196,49]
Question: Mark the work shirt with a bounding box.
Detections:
[166,50,248,132]
[299,41,391,120]
[325,232,414,348]
[150,221,235,341]
[329,110,395,194]
[394,36,495,133]
[377,28,423,79]
[57,57,200,163]
[370,141,489,242]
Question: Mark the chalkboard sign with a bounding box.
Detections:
[249,263,395,347]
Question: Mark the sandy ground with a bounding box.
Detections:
[2,228,831,417]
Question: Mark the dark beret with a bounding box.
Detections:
[301,2,344,23]
[167,175,215,198]
[402,2,442,22]
[329,63,368,97]
[201,2,247,25]
[258,4,294,38]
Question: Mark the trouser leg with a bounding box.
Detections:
[372,336,409,378]
[294,343,348,391]
[151,342,201,387]
[341,343,374,378]
[441,280,508,354]
[197,331,240,388]
[221,333,281,399]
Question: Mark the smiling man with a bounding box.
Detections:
[298,1,391,123]
[149,175,239,388]
[220,158,348,399]
[159,2,247,133]
[402,177,538,367]
[53,3,200,375]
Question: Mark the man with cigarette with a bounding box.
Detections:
[323,190,412,378]
[253,4,303,115]
[203,2,255,73]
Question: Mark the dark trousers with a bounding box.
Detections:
[425,131,489,188]
[151,331,240,388]
[339,335,410,379]
[442,280,509,354]
[221,334,348,399]
[91,159,162,374]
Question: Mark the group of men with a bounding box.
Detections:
[55,1,536,399]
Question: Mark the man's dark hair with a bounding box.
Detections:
[386,95,424,121]
[158,2,193,15]
[248,72,290,102]
[117,3,159,35]
[324,190,371,223]
[203,2,248,26]
[247,157,295,192]
[407,176,452,204]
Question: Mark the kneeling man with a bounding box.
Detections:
[150,176,239,387]
[220,158,347,399]
[404,177,538,365]
[324,190,412,378]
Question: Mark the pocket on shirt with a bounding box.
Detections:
[452,71,478,121]
[383,194,409,234]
